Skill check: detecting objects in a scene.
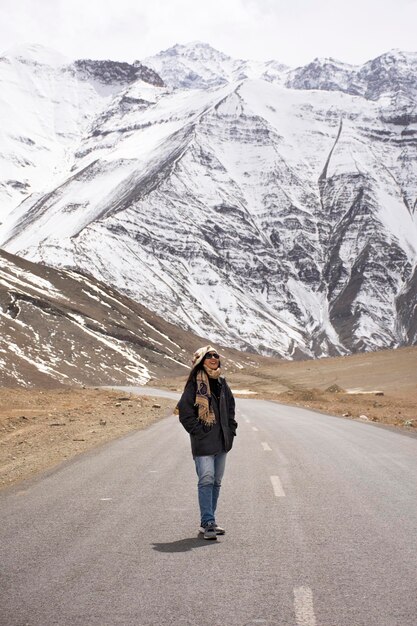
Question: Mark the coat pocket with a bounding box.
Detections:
[195,428,210,439]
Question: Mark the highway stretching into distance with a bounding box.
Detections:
[1,389,416,626]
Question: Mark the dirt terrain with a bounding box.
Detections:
[1,346,416,489]
[156,345,417,431]
[0,388,173,489]
[230,346,417,430]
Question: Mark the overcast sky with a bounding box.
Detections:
[1,0,416,67]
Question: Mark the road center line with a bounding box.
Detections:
[270,475,286,497]
[293,586,317,626]
[261,442,272,451]
[252,426,259,432]
[245,419,251,424]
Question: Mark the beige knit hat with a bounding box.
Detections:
[192,345,219,367]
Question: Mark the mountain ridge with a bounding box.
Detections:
[0,42,416,359]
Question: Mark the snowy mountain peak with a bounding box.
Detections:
[1,43,70,67]
[372,48,417,64]
[156,41,232,63]
[358,49,417,102]
[359,49,417,75]
[285,49,417,102]
[143,41,289,89]
[305,56,358,70]
[286,57,358,93]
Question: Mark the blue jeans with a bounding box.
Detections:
[194,452,227,527]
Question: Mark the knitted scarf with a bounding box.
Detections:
[195,365,222,426]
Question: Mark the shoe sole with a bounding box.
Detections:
[198,529,218,540]
[199,528,225,536]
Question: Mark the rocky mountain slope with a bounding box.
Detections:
[0,249,202,387]
[0,43,416,358]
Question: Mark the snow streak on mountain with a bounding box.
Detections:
[0,42,416,358]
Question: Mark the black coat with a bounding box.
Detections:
[178,376,237,456]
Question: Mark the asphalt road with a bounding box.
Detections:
[1,392,416,626]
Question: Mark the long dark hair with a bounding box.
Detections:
[185,363,204,386]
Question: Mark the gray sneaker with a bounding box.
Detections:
[199,523,224,538]
[201,522,217,540]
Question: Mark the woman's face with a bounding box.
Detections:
[204,351,220,370]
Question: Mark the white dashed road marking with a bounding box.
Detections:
[261,442,272,451]
[270,475,286,497]
[252,426,259,432]
[293,586,317,626]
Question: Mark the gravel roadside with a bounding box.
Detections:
[0,387,174,489]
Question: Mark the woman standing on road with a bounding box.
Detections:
[177,345,237,540]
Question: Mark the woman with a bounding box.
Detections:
[177,345,237,540]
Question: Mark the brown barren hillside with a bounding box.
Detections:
[156,345,417,429]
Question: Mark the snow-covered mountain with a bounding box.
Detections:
[0,44,163,218]
[0,42,416,358]
[0,249,260,387]
[142,42,288,89]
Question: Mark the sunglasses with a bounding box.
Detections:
[204,352,220,359]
